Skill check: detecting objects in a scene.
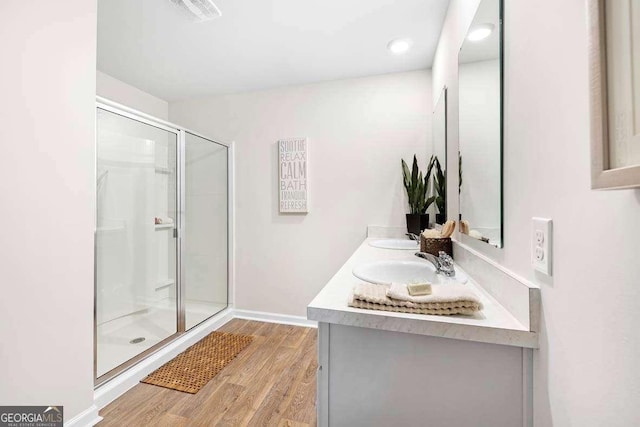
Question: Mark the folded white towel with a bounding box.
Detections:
[350,282,483,316]
[387,283,435,303]
[371,282,482,308]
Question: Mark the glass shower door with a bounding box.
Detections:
[96,108,179,380]
[183,132,228,330]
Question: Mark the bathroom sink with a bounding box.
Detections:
[368,239,419,250]
[352,260,468,285]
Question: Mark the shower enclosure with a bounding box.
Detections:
[95,98,231,385]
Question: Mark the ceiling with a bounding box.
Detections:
[459,0,500,64]
[97,0,450,101]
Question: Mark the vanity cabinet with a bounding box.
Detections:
[316,322,531,427]
[309,236,538,427]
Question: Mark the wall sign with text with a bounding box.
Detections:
[278,137,308,213]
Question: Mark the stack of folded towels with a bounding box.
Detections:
[348,282,483,316]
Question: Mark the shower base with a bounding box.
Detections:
[96,298,227,378]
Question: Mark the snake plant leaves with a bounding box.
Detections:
[402,159,411,191]
[458,152,463,194]
[411,155,419,187]
[402,155,436,214]
[433,156,447,213]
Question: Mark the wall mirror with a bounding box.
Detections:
[432,87,447,225]
[589,0,640,189]
[458,0,503,248]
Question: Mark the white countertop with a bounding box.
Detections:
[307,238,538,348]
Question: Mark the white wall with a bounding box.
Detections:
[97,70,169,120]
[171,70,431,316]
[433,1,640,425]
[0,0,96,422]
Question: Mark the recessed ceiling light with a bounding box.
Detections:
[387,38,413,55]
[467,24,495,42]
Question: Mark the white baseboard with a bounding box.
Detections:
[93,307,234,410]
[65,404,101,427]
[233,309,317,328]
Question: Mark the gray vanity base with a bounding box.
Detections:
[317,322,532,427]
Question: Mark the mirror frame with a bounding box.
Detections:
[457,0,504,248]
[588,0,640,190]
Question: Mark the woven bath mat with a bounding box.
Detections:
[142,331,253,394]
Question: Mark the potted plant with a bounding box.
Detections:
[433,156,446,224]
[402,155,435,234]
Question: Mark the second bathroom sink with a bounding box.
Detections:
[352,260,468,285]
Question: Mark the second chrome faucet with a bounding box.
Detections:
[415,251,456,277]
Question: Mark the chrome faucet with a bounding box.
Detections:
[406,232,420,241]
[415,251,456,277]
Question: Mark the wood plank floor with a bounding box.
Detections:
[98,320,317,427]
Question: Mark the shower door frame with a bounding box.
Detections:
[94,97,234,387]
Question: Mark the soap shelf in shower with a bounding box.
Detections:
[155,278,175,291]
[155,166,173,174]
[155,224,174,230]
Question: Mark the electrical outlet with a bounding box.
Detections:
[534,246,544,261]
[532,217,552,275]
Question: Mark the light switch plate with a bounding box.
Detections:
[532,217,552,275]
